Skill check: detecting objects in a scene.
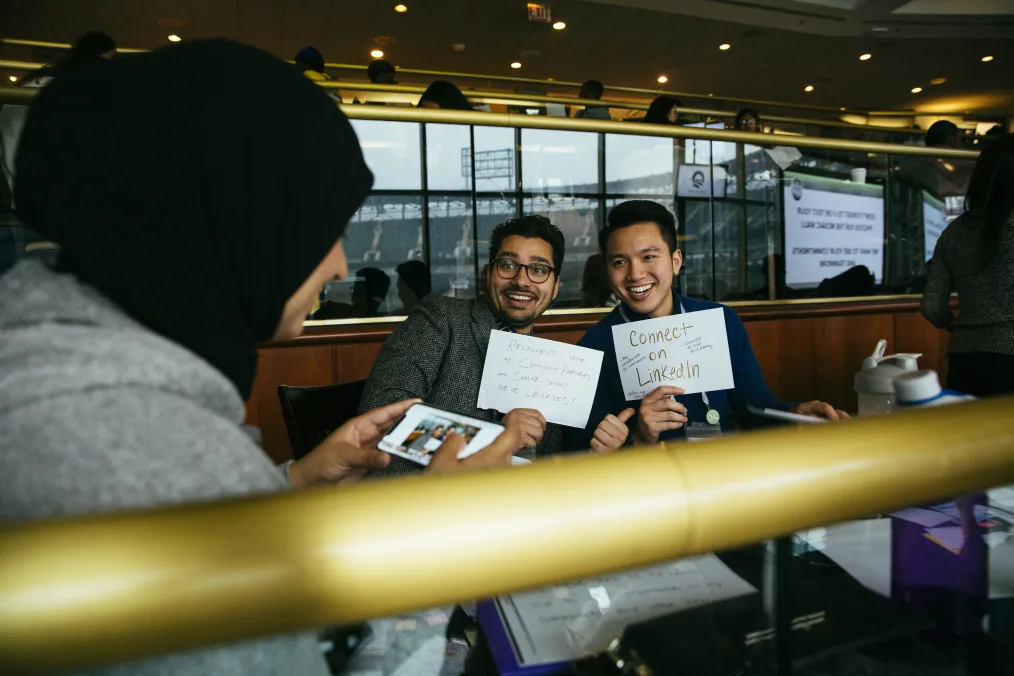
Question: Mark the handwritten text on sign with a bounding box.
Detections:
[477,330,604,429]
[611,308,734,401]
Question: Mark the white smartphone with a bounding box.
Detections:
[378,403,506,466]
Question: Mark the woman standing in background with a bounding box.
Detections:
[922,134,1014,396]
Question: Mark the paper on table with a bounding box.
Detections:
[814,519,891,598]
[763,146,802,170]
[477,330,604,428]
[925,526,965,553]
[891,507,955,528]
[497,554,757,665]
[612,308,734,401]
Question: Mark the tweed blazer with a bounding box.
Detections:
[360,294,563,476]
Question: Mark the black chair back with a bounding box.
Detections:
[277,380,367,460]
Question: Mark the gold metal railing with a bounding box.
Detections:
[3,397,1014,672]
[0,36,869,115]
[0,85,973,158]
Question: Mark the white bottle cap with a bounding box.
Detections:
[894,370,942,404]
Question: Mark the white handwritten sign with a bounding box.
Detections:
[477,330,604,429]
[498,554,757,665]
[611,308,734,401]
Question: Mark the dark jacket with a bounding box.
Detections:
[360,294,563,475]
[563,293,795,452]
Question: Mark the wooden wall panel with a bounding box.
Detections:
[743,318,815,405]
[247,299,951,462]
[247,345,336,464]
[812,314,895,413]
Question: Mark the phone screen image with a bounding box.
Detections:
[378,404,504,466]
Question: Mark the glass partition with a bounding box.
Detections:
[0,116,975,321]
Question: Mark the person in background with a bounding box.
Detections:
[396,259,432,312]
[984,126,1004,142]
[1,39,519,675]
[564,200,848,452]
[580,253,616,307]
[367,59,397,84]
[418,80,473,111]
[735,108,761,132]
[20,31,117,87]
[316,267,391,319]
[293,46,340,101]
[361,215,569,475]
[922,133,1014,397]
[643,95,681,125]
[574,79,611,120]
[926,120,962,149]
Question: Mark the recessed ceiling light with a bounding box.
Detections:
[510,62,522,69]
[371,49,385,58]
[394,4,407,12]
[840,106,846,111]
[657,75,668,84]
[719,43,731,50]
[451,43,466,52]
[8,75,16,82]
[982,55,994,62]
[911,87,923,93]
[804,85,814,92]
[930,77,947,85]
[167,34,181,42]
[859,53,872,61]
[552,21,566,30]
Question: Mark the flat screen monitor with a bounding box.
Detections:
[783,171,885,289]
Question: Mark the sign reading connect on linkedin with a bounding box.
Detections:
[783,171,885,288]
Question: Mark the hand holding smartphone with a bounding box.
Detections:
[378,403,511,466]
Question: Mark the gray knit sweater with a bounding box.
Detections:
[922,210,1014,356]
[0,261,329,676]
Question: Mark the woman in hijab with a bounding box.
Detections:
[1,39,516,675]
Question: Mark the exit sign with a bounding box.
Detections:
[527,3,551,22]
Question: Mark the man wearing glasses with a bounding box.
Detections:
[360,215,567,472]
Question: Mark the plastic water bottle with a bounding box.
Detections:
[854,339,921,416]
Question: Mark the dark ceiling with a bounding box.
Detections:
[2,0,1012,115]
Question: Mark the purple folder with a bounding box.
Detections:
[476,599,571,676]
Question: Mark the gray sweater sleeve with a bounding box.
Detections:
[359,298,450,413]
[921,227,955,331]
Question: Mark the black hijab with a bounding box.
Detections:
[15,39,373,398]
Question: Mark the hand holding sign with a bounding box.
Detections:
[611,308,735,401]
[635,386,689,444]
[477,331,604,429]
[503,408,548,450]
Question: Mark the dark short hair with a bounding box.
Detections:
[418,80,472,111]
[926,120,960,148]
[489,215,565,274]
[600,200,678,255]
[367,59,396,82]
[396,259,431,297]
[735,108,760,128]
[579,79,605,100]
[73,31,116,56]
[294,46,325,73]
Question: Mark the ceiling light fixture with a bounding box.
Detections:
[8,75,16,82]
[552,21,566,30]
[395,4,407,11]
[804,85,814,92]
[911,87,922,93]
[719,43,731,50]
[657,75,668,84]
[929,77,947,85]
[859,53,872,61]
[510,61,522,69]
[371,49,385,58]
[167,34,182,42]
[982,55,994,62]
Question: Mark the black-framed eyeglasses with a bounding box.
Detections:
[493,258,555,284]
